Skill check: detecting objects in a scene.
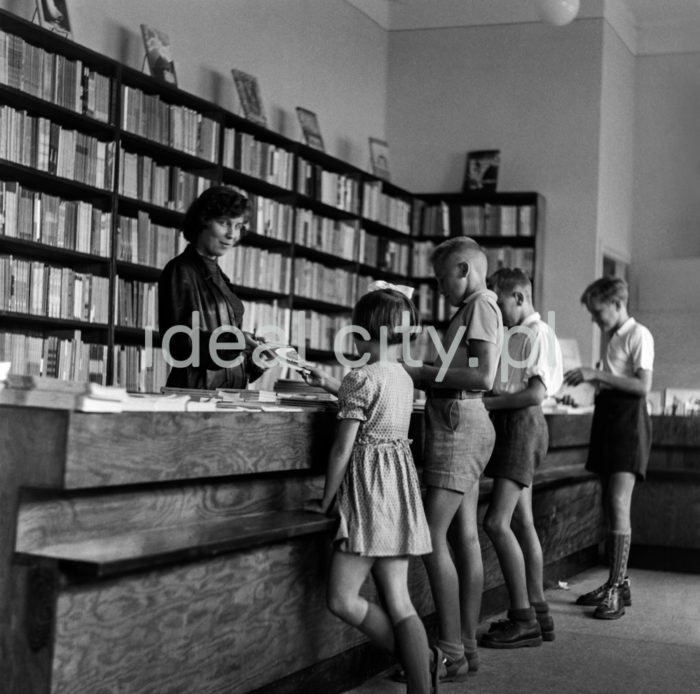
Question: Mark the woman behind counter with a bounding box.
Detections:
[158,186,266,390]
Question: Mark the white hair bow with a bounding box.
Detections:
[367,280,414,299]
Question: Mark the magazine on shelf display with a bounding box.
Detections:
[36,0,72,38]
[140,24,177,86]
[231,69,267,126]
[296,107,325,151]
[369,137,391,181]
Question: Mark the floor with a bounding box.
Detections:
[342,566,700,693]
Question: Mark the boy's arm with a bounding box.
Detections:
[564,366,652,396]
[404,339,499,391]
[484,376,547,410]
[305,418,360,514]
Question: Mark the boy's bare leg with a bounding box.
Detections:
[483,478,529,610]
[422,486,465,644]
[449,480,484,643]
[512,484,546,605]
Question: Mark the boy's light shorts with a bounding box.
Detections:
[422,397,495,492]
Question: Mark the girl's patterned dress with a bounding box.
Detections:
[334,361,432,557]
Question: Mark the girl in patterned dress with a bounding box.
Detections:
[305,288,439,693]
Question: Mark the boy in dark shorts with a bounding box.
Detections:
[480,268,563,647]
[564,277,654,619]
[402,236,502,679]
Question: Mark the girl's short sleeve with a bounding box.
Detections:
[337,369,372,421]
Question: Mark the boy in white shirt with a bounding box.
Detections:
[481,268,563,647]
[564,276,654,619]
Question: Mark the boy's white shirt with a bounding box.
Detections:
[492,312,564,398]
[604,317,654,378]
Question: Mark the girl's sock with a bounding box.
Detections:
[463,637,479,672]
[394,615,430,693]
[358,601,395,652]
[436,638,465,663]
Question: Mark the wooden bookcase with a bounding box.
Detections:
[412,191,545,324]
[0,9,416,389]
[0,9,543,391]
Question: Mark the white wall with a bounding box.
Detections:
[386,19,605,364]
[0,0,389,170]
[629,50,700,389]
[596,21,635,267]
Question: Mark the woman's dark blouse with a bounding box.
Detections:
[158,244,262,389]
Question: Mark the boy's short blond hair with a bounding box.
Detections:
[581,276,628,306]
[431,236,485,267]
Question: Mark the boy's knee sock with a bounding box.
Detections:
[530,600,549,614]
[359,601,394,653]
[608,531,631,586]
[394,615,430,693]
[507,606,538,625]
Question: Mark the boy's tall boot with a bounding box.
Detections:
[594,531,630,620]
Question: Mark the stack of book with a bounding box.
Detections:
[273,378,337,410]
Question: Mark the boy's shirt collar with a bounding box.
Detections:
[520,311,541,327]
[460,288,497,306]
[614,316,636,337]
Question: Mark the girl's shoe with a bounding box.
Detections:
[575,577,631,607]
[392,647,468,685]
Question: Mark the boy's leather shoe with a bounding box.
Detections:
[593,585,626,620]
[575,577,631,606]
[481,620,542,648]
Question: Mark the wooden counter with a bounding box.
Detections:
[1,407,604,694]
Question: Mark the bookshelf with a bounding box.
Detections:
[412,191,544,324]
[0,9,419,389]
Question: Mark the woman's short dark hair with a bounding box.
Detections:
[580,276,628,307]
[352,289,420,344]
[182,186,249,243]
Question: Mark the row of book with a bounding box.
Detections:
[247,195,294,242]
[0,255,110,322]
[415,285,452,322]
[119,147,213,210]
[240,300,354,355]
[0,330,109,384]
[362,181,411,234]
[360,234,410,275]
[295,211,357,261]
[0,31,111,122]
[296,159,360,213]
[0,182,112,257]
[115,279,157,329]
[290,309,355,354]
[117,212,185,268]
[418,201,536,238]
[223,129,295,189]
[461,204,535,237]
[293,258,362,308]
[1,106,115,190]
[121,85,219,162]
[114,344,168,393]
[219,247,291,295]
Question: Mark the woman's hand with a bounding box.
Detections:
[563,366,597,386]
